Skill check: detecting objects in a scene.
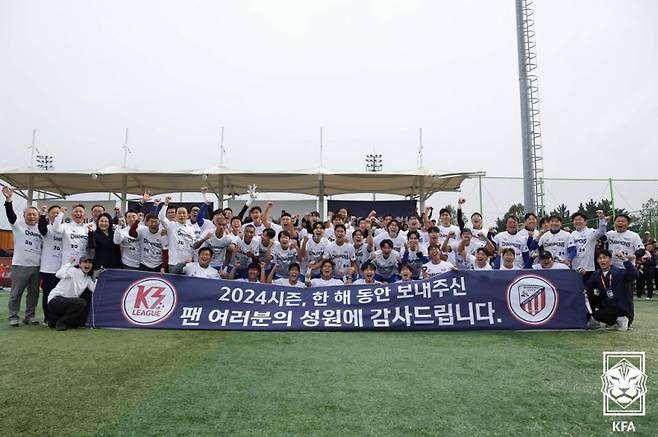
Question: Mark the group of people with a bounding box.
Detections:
[3,184,655,332]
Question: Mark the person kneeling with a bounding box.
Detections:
[47,255,97,331]
[584,250,638,331]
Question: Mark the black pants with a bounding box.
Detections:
[626,281,635,326]
[40,272,59,322]
[592,306,626,326]
[48,297,87,329]
[139,264,162,272]
[636,271,655,298]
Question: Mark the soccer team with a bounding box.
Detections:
[2,183,653,331]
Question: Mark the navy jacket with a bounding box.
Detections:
[585,261,639,314]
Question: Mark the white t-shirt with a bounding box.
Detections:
[310,277,344,287]
[40,223,63,273]
[202,230,233,268]
[437,224,461,246]
[230,237,259,267]
[422,260,455,277]
[571,222,606,272]
[159,207,196,265]
[271,243,299,278]
[371,249,400,278]
[302,236,329,276]
[373,232,406,254]
[353,278,382,285]
[183,262,220,279]
[532,262,570,270]
[48,262,97,302]
[606,230,644,269]
[9,215,43,267]
[113,226,141,268]
[493,231,529,269]
[273,277,307,288]
[53,213,89,267]
[498,264,519,270]
[538,230,575,263]
[242,221,266,236]
[137,228,168,269]
[322,241,356,277]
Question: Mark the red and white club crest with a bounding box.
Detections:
[506,275,558,325]
[122,278,177,326]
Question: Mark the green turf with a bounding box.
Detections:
[0,291,656,436]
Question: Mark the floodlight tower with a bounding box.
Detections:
[365,154,383,201]
[515,0,545,215]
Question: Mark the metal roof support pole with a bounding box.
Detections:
[121,174,128,213]
[318,175,325,220]
[418,175,425,214]
[27,174,34,206]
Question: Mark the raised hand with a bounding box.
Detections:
[154,198,161,206]
[87,223,94,232]
[458,198,466,205]
[40,205,47,215]
[1,185,13,201]
[68,255,77,264]
[164,196,172,205]
[142,191,152,202]
[200,186,208,193]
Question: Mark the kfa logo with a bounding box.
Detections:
[601,352,647,416]
[122,278,177,325]
[506,275,558,325]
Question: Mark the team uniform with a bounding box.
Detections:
[353,243,371,277]
[5,202,43,324]
[270,243,299,278]
[113,226,141,269]
[134,228,168,271]
[273,278,306,288]
[159,207,196,273]
[370,250,401,282]
[201,230,233,269]
[401,247,429,279]
[53,212,89,267]
[537,230,576,263]
[373,232,406,254]
[302,237,329,278]
[39,219,63,322]
[310,277,344,287]
[421,260,455,278]
[183,262,221,279]
[322,241,356,278]
[353,278,382,285]
[493,231,529,269]
[571,220,607,273]
[532,262,570,270]
[606,230,645,269]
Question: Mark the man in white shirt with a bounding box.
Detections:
[47,254,97,331]
[39,204,63,325]
[130,213,168,272]
[493,216,530,269]
[422,245,457,278]
[307,260,345,287]
[533,215,576,266]
[3,186,43,326]
[113,209,142,269]
[605,214,646,327]
[532,251,570,270]
[272,262,307,288]
[183,247,221,279]
[498,248,519,270]
[570,210,607,278]
[159,197,197,274]
[322,224,357,280]
[53,204,89,268]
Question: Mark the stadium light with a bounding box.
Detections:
[36,154,54,170]
[365,154,383,201]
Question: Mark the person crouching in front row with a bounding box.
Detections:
[47,255,97,331]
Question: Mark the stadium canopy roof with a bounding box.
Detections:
[0,166,483,214]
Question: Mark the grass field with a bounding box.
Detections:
[0,291,656,437]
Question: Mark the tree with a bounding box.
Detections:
[549,204,571,225]
[635,198,658,237]
[495,203,525,232]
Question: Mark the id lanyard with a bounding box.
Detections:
[601,271,613,298]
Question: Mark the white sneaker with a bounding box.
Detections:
[615,316,629,331]
[586,318,601,330]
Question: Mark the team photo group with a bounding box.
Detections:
[3,183,654,332]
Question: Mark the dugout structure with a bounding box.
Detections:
[0,167,482,217]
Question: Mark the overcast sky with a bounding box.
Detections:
[1,0,656,223]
